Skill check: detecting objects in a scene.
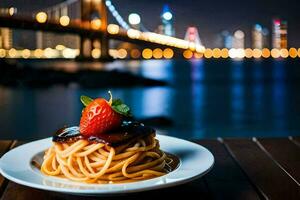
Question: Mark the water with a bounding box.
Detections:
[0,59,300,140]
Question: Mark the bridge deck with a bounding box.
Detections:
[0,16,186,51]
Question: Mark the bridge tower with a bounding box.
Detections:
[160,4,175,36]
[80,0,111,60]
[184,26,203,47]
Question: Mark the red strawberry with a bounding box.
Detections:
[79,91,131,136]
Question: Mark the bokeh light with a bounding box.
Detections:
[271,48,280,58]
[128,13,141,25]
[62,48,77,58]
[244,48,253,58]
[118,48,127,59]
[228,48,237,58]
[289,48,297,58]
[130,49,141,59]
[21,49,31,59]
[221,48,229,58]
[8,48,17,58]
[142,48,152,59]
[127,29,141,39]
[253,49,262,58]
[212,48,221,58]
[194,52,203,59]
[279,49,289,58]
[44,48,57,58]
[8,7,15,16]
[34,49,43,58]
[107,24,119,34]
[55,44,65,51]
[0,49,6,58]
[163,48,173,59]
[153,48,163,59]
[59,16,70,26]
[204,48,213,58]
[262,48,271,58]
[91,48,101,59]
[91,19,102,30]
[183,50,193,59]
[162,11,172,21]
[36,12,47,23]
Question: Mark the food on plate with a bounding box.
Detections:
[41,91,176,184]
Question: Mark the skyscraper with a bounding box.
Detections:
[160,4,175,36]
[184,26,203,46]
[252,24,270,49]
[220,30,233,48]
[272,19,287,49]
[252,24,263,49]
[262,28,270,48]
[0,7,15,49]
[0,28,12,49]
[233,30,245,49]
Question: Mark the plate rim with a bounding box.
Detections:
[0,135,214,195]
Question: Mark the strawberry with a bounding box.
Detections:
[79,91,131,136]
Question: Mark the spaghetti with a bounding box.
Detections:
[41,134,173,184]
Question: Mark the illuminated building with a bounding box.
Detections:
[0,7,16,49]
[252,24,263,49]
[0,28,13,49]
[272,19,287,49]
[252,24,269,49]
[233,30,245,49]
[220,30,233,48]
[262,28,270,48]
[160,4,175,36]
[184,27,203,47]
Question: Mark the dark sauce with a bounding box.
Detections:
[165,153,180,172]
[52,121,155,147]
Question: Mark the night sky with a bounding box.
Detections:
[1,0,299,47]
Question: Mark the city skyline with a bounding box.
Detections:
[0,0,299,47]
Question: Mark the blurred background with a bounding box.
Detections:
[0,0,299,140]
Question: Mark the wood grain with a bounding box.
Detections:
[197,140,261,200]
[256,138,300,184]
[223,138,300,200]
[0,140,14,196]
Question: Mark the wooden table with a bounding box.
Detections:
[0,137,299,200]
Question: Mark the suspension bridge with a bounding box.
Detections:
[0,0,205,60]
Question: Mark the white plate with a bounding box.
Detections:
[0,135,214,195]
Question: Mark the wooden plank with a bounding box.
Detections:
[197,140,261,200]
[223,138,300,200]
[290,136,300,147]
[0,140,14,196]
[1,141,211,199]
[256,138,300,184]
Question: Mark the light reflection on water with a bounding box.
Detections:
[0,59,300,140]
[272,61,286,131]
[231,61,245,129]
[191,60,205,138]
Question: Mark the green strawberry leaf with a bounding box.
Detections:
[112,99,122,106]
[111,99,131,117]
[80,95,93,107]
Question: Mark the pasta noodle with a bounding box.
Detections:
[41,134,174,184]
